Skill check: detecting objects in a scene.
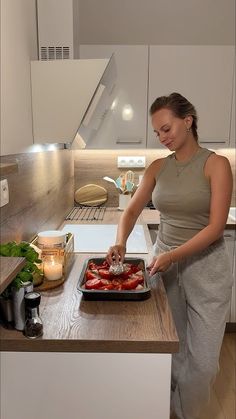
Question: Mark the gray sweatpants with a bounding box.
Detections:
[153,236,233,419]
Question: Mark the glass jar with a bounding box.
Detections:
[37,230,66,280]
[24,292,43,339]
[37,230,66,250]
[43,254,63,281]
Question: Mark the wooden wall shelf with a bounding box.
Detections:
[0,257,26,294]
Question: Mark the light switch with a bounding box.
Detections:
[0,179,9,207]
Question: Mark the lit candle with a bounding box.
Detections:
[43,260,63,281]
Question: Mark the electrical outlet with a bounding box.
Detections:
[0,179,9,207]
[117,156,146,168]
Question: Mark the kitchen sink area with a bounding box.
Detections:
[60,223,148,253]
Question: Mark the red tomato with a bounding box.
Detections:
[130,273,144,284]
[113,284,122,290]
[130,265,141,273]
[122,278,139,290]
[100,278,112,286]
[98,269,111,279]
[121,265,133,279]
[100,284,114,290]
[85,278,102,289]
[112,278,123,286]
[85,270,99,281]
[94,260,110,270]
[88,262,97,270]
[101,260,110,268]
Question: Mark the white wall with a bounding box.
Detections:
[0,0,38,156]
[77,0,235,45]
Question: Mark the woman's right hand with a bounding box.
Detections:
[106,244,126,265]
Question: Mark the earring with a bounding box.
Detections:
[186,127,191,132]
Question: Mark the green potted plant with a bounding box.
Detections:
[0,241,43,323]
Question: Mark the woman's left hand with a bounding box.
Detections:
[147,252,172,276]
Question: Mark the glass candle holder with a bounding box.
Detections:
[43,255,63,281]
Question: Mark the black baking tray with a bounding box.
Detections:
[77,257,151,301]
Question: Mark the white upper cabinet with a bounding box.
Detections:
[147,46,235,149]
[79,45,148,149]
[229,66,235,148]
[1,0,38,156]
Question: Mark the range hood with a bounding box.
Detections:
[31,55,116,146]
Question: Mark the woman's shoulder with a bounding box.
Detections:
[205,150,232,175]
[146,156,167,175]
[148,153,173,170]
[206,150,230,164]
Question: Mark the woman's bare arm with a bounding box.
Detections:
[106,158,164,264]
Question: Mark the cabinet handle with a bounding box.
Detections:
[200,140,226,144]
[224,234,233,238]
[116,139,143,144]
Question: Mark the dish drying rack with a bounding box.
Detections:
[65,206,106,221]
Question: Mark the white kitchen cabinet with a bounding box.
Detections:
[229,67,235,148]
[147,46,235,149]
[79,45,148,149]
[1,352,171,419]
[224,229,236,323]
[1,0,38,155]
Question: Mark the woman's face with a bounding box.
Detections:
[151,108,191,151]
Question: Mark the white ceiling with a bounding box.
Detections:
[77,0,235,45]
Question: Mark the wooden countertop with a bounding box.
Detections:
[1,208,234,353]
[0,209,179,354]
[141,209,236,229]
[0,257,26,294]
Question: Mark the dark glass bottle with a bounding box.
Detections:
[24,292,43,339]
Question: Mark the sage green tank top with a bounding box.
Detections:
[152,147,214,246]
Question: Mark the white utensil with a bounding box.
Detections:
[103,176,119,188]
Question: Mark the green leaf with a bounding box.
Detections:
[11,247,22,257]
[0,241,42,290]
[16,271,32,282]
[0,243,13,256]
[11,277,24,290]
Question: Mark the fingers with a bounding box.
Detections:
[147,263,158,276]
[147,252,173,276]
[106,247,115,265]
[149,265,159,276]
[113,248,120,265]
[106,245,125,265]
[147,259,155,270]
[147,257,158,276]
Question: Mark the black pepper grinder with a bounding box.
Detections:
[24,292,43,339]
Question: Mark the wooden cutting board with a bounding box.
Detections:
[74,184,108,206]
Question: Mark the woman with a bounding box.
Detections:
[106,92,233,419]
